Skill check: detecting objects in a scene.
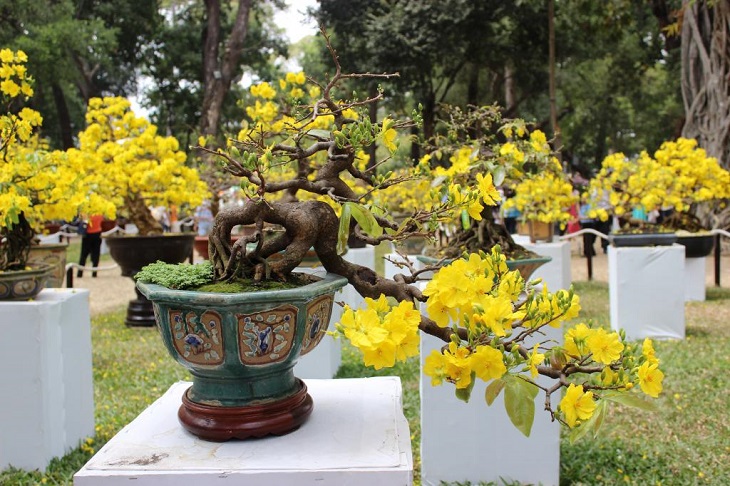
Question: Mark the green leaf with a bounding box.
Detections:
[493,166,506,186]
[461,209,471,230]
[345,202,383,238]
[307,129,332,139]
[485,378,505,406]
[455,372,476,403]
[602,392,659,411]
[503,376,538,437]
[336,203,352,256]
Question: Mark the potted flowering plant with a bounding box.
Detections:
[585,138,730,250]
[63,96,210,324]
[0,49,116,299]
[502,171,578,243]
[135,34,664,442]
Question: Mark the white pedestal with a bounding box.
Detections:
[74,378,413,486]
[1,289,95,471]
[512,235,572,290]
[295,246,375,379]
[419,289,561,486]
[608,245,685,340]
[684,257,706,302]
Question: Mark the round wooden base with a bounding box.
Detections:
[178,379,314,441]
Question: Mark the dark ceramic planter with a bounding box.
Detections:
[105,234,195,326]
[609,232,677,247]
[136,272,348,441]
[676,233,714,258]
[0,263,53,301]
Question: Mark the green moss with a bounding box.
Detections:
[193,273,318,293]
[135,261,320,293]
[134,261,214,289]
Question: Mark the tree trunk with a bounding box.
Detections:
[51,82,74,150]
[504,63,516,113]
[367,83,378,169]
[199,0,253,137]
[548,0,562,162]
[681,0,730,168]
[124,193,163,236]
[467,63,479,106]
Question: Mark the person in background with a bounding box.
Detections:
[500,187,520,234]
[194,201,214,236]
[78,214,104,277]
[578,202,599,257]
[151,205,171,232]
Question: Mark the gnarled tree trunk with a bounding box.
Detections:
[680,1,730,229]
[681,0,730,166]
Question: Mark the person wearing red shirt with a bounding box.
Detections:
[78,214,104,278]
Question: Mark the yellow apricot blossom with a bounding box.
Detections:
[526,344,545,378]
[586,328,624,364]
[560,384,597,427]
[564,323,592,358]
[642,338,659,366]
[470,345,506,381]
[637,361,664,398]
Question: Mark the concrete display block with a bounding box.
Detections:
[684,257,706,302]
[419,287,562,486]
[513,235,572,291]
[1,289,95,471]
[295,246,375,379]
[74,377,413,486]
[608,245,685,340]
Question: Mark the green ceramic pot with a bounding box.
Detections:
[136,272,348,440]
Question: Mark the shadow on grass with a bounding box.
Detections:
[704,286,730,301]
[685,326,711,338]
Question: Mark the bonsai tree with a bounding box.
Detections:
[585,138,730,232]
[416,105,568,259]
[145,34,665,436]
[66,96,211,235]
[0,49,115,271]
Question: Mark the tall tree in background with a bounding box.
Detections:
[141,1,286,147]
[0,0,161,149]
[200,0,253,137]
[315,0,550,163]
[557,0,683,172]
[198,0,285,139]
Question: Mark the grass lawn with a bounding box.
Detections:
[1,279,729,485]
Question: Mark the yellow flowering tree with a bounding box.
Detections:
[197,32,663,437]
[0,49,115,271]
[502,171,578,228]
[66,97,210,235]
[586,138,730,231]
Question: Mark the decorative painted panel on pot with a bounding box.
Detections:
[169,310,225,365]
[301,295,334,356]
[237,305,297,364]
